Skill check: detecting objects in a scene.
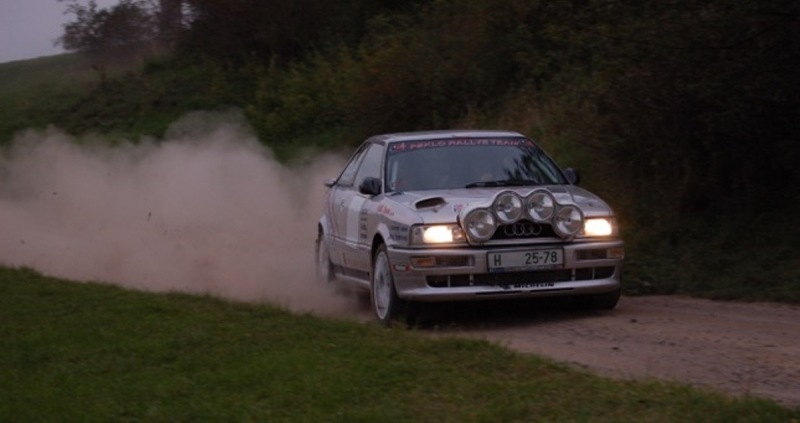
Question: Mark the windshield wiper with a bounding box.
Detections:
[465,179,540,188]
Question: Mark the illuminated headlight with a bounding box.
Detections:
[411,224,466,245]
[463,208,496,242]
[583,218,617,237]
[553,205,583,237]
[525,190,555,222]
[492,191,523,224]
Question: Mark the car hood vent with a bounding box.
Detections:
[415,197,447,209]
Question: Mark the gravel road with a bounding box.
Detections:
[423,295,800,407]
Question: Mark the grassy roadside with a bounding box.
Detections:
[0,54,221,145]
[0,54,103,143]
[1,266,795,422]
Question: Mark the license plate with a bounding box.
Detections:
[488,249,564,272]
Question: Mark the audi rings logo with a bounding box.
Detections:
[502,222,542,237]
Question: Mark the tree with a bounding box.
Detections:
[59,0,157,52]
[180,0,423,62]
[157,0,183,46]
[58,0,188,64]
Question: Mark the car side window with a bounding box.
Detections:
[354,144,385,190]
[336,143,369,187]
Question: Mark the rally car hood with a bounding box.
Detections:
[384,185,613,225]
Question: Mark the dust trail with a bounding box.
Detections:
[0,111,353,315]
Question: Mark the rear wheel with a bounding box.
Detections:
[371,244,401,326]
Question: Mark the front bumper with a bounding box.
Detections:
[387,241,623,302]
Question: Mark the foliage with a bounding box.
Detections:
[58,0,161,64]
[2,267,795,421]
[545,0,800,221]
[180,0,423,62]
[243,48,364,152]
[9,0,800,300]
[522,0,800,298]
[0,54,104,145]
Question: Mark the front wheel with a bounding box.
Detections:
[315,231,333,284]
[576,289,621,310]
[371,244,401,326]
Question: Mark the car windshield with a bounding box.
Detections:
[385,137,567,192]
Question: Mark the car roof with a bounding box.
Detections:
[366,130,525,146]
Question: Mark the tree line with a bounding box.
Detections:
[58,0,800,296]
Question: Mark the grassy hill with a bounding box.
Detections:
[1,48,797,303]
[0,54,98,142]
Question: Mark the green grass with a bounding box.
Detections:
[0,54,98,97]
[1,267,796,422]
[0,54,103,143]
[0,53,221,145]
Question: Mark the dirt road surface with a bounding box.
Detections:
[418,295,800,408]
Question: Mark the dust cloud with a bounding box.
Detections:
[0,111,355,315]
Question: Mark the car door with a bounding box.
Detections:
[344,143,385,274]
[328,143,368,272]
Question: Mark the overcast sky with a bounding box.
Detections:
[0,0,118,63]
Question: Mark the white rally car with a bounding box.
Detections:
[317,130,624,325]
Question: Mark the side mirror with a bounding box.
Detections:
[358,177,382,196]
[563,168,581,185]
[323,178,336,188]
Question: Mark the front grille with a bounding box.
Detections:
[426,266,615,288]
[491,220,558,241]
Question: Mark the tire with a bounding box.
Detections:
[315,231,333,284]
[371,244,401,326]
